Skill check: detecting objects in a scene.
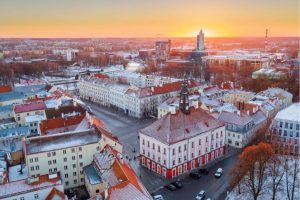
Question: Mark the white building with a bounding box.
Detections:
[269,103,300,156]
[24,129,102,189]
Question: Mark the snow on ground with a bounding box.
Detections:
[227,157,300,200]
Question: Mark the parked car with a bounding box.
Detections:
[214,168,223,178]
[171,180,183,189]
[153,194,164,200]
[199,168,209,175]
[165,183,177,191]
[195,190,206,200]
[190,171,201,179]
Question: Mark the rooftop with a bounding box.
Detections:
[275,103,300,123]
[218,111,253,126]
[14,101,46,113]
[24,128,101,155]
[0,174,62,199]
[140,107,224,144]
[0,91,25,102]
[0,85,12,93]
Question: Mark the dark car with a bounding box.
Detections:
[199,168,209,175]
[189,171,201,179]
[165,183,177,191]
[171,180,183,189]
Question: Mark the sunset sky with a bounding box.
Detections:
[0,0,298,38]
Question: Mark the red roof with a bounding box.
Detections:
[26,96,53,103]
[0,85,12,93]
[14,101,46,113]
[100,146,152,200]
[138,80,200,98]
[40,114,86,135]
[140,107,225,144]
[45,187,66,200]
[95,73,109,79]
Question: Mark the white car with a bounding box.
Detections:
[214,168,223,178]
[153,195,164,200]
[195,190,206,200]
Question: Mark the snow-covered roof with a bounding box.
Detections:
[275,103,300,123]
[83,164,102,185]
[8,164,28,182]
[25,128,101,155]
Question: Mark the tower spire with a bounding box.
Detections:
[179,75,190,114]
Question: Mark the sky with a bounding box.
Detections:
[0,0,298,38]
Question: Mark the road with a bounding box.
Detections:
[152,153,238,200]
[85,101,239,200]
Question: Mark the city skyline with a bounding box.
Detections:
[0,0,299,38]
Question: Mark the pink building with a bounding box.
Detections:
[139,80,226,179]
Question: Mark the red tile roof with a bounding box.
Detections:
[40,114,86,135]
[14,101,46,113]
[45,187,66,200]
[138,80,200,98]
[0,85,12,93]
[140,107,225,144]
[95,73,109,79]
[100,146,152,200]
[26,96,53,103]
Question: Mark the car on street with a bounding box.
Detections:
[195,190,206,200]
[153,194,164,200]
[190,171,201,179]
[171,180,183,189]
[199,168,209,175]
[165,183,177,191]
[214,168,223,178]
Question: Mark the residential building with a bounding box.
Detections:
[13,102,46,126]
[139,80,225,179]
[0,173,66,200]
[23,128,102,189]
[86,146,152,200]
[269,103,300,156]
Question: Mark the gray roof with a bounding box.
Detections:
[0,91,25,102]
[25,128,101,155]
[218,111,253,126]
[140,107,224,144]
[0,105,13,112]
[252,111,267,125]
[83,164,102,185]
[0,126,30,138]
[13,84,46,97]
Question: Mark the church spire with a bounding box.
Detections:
[179,75,190,114]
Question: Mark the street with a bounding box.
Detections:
[86,101,239,200]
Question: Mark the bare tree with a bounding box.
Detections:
[267,155,285,200]
[284,156,300,200]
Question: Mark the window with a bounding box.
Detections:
[285,122,288,128]
[72,156,76,160]
[296,132,299,138]
[296,124,300,130]
[74,179,77,184]
[64,158,67,162]
[34,193,39,199]
[147,141,150,147]
[47,153,51,157]
[34,157,38,162]
[191,153,194,158]
[80,170,83,175]
[198,139,201,145]
[284,131,287,136]
[64,166,68,170]
[192,142,194,148]
[79,147,82,151]
[81,178,84,182]
[152,143,155,150]
[158,146,160,152]
[172,160,175,166]
[72,148,75,153]
[178,158,181,163]
[35,165,39,170]
[178,146,181,153]
[73,164,76,168]
[290,123,293,129]
[172,148,175,155]
[73,172,77,176]
[280,122,283,128]
[65,173,68,178]
[30,166,34,171]
[63,150,67,154]
[20,197,25,200]
[52,152,56,156]
[142,139,145,145]
[65,181,69,186]
[54,168,57,172]
[80,162,83,167]
[30,158,33,163]
[163,148,166,155]
[53,159,56,164]
[163,160,166,165]
[96,146,100,151]
[49,169,53,173]
[184,144,187,151]
[96,189,100,193]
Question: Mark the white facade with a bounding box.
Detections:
[24,130,101,189]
